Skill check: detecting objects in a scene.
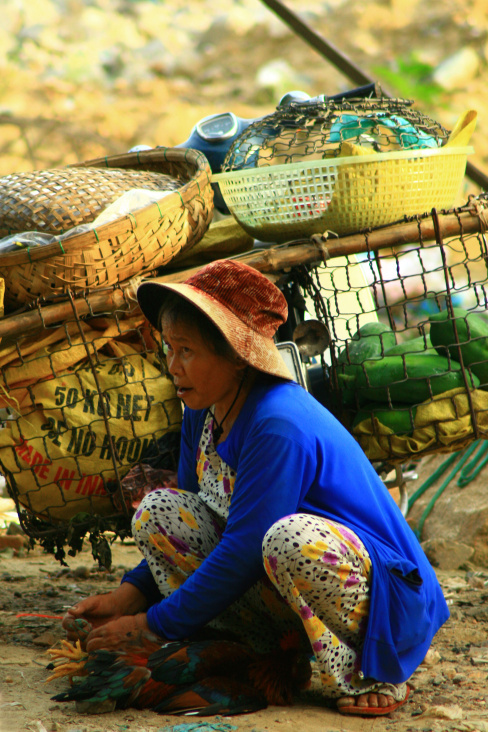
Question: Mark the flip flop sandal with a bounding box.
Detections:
[337,684,410,716]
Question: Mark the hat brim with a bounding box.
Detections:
[137,280,293,381]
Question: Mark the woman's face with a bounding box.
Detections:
[162,316,244,412]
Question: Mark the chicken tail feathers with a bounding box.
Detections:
[52,652,151,710]
[148,639,255,685]
[152,676,268,716]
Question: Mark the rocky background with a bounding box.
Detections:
[0,0,486,191]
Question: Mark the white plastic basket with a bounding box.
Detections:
[212,146,473,242]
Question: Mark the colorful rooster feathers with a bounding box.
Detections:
[50,637,312,716]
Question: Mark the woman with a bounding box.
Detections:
[63,259,449,717]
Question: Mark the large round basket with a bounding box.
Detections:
[0,148,213,311]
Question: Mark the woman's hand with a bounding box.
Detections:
[84,612,152,652]
[62,583,149,647]
[62,593,118,643]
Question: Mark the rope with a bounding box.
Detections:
[457,441,488,487]
[408,440,488,540]
[407,452,460,511]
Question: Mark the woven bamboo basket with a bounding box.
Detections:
[0,147,213,311]
[0,167,184,236]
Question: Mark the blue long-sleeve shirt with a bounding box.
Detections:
[122,379,449,683]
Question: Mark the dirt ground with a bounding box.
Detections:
[1,538,488,732]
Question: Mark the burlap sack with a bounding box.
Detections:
[0,340,181,523]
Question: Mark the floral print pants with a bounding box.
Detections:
[132,487,406,700]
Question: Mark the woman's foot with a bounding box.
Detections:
[337,685,410,716]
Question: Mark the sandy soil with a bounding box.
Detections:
[1,540,488,732]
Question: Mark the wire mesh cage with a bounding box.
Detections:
[213,97,473,241]
[223,96,451,169]
[301,194,488,464]
[0,287,181,565]
[2,192,487,563]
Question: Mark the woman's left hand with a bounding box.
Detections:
[85,612,152,652]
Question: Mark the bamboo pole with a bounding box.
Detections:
[153,207,486,281]
[320,209,487,259]
[0,205,485,341]
[0,285,139,340]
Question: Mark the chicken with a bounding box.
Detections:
[47,633,312,716]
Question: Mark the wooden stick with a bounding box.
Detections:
[320,209,487,260]
[0,286,139,340]
[153,241,329,283]
[153,207,486,281]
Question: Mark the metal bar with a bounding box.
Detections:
[431,207,479,439]
[259,0,373,87]
[259,0,488,190]
[66,289,129,513]
[466,161,488,189]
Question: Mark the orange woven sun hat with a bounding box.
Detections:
[137,259,293,380]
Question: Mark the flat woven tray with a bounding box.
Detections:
[0,148,213,311]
